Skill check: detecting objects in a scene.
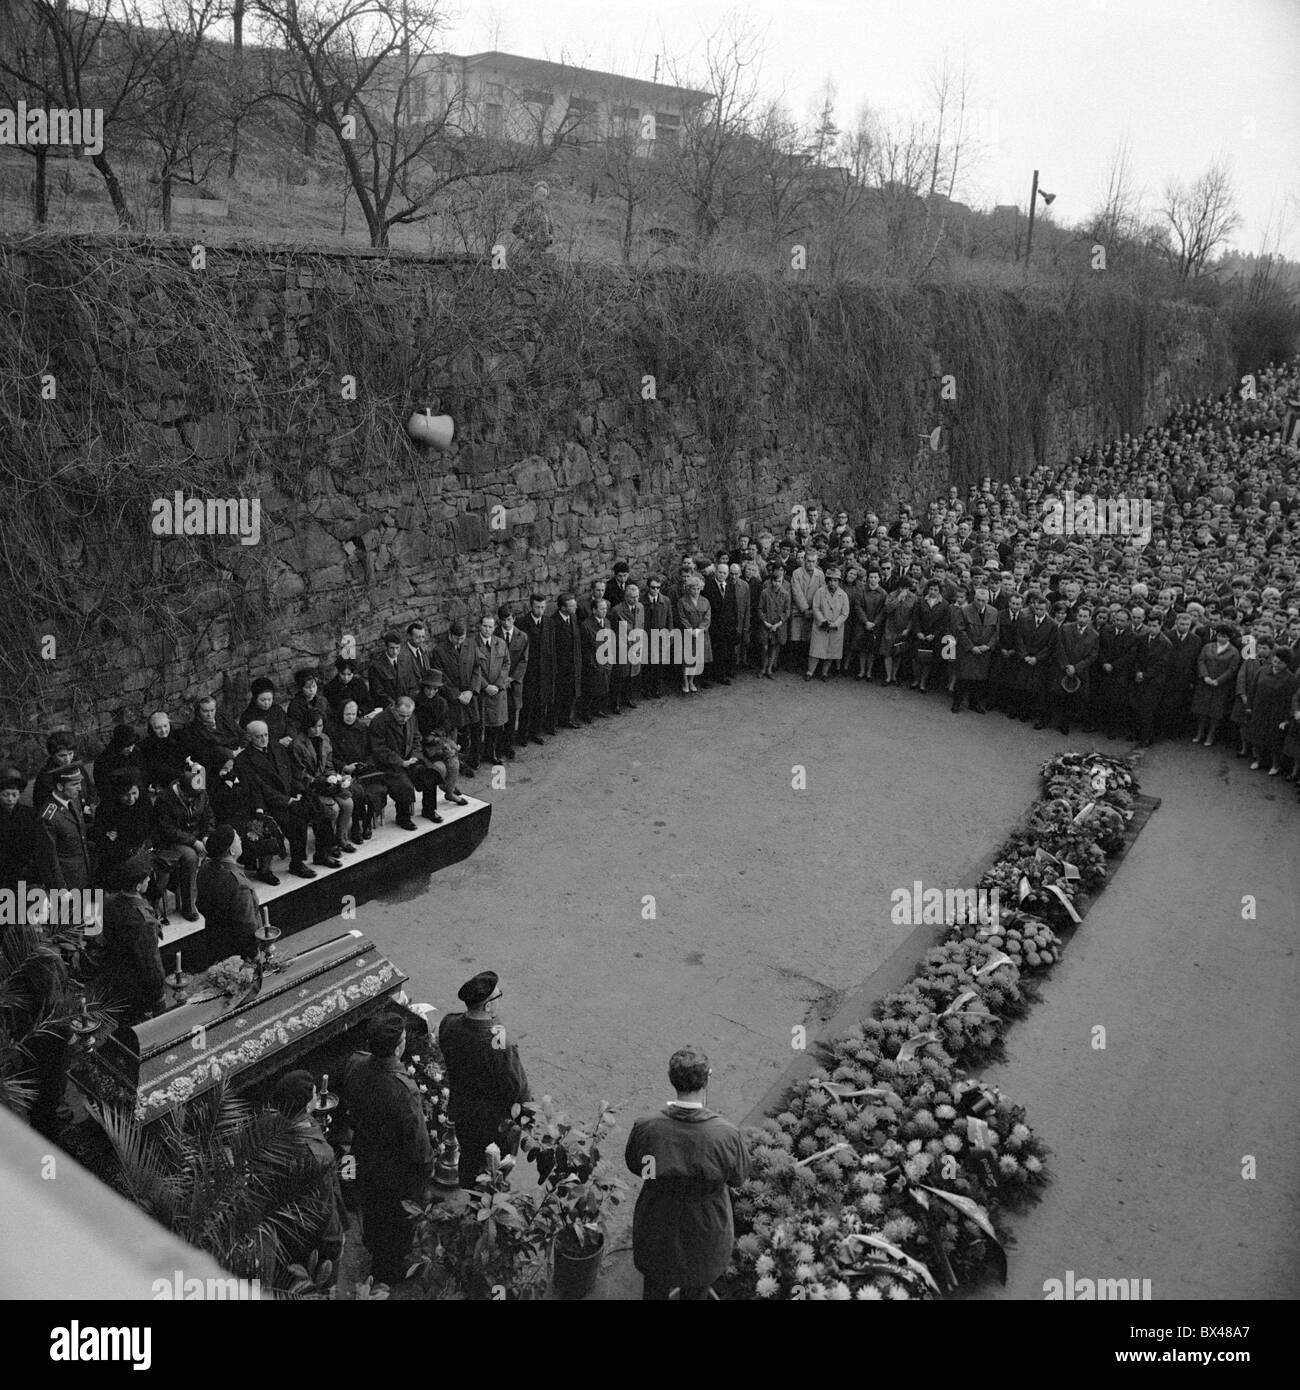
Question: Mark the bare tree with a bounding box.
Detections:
[1090,133,1144,246]
[741,98,818,245]
[129,0,228,230]
[1160,161,1241,280]
[596,87,667,263]
[0,0,153,228]
[661,16,762,246]
[250,0,578,249]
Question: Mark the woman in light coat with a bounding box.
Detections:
[808,569,850,681]
[677,576,712,695]
[1190,625,1241,747]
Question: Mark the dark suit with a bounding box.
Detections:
[367,655,403,711]
[432,638,481,769]
[396,643,431,700]
[0,802,45,891]
[702,576,739,681]
[152,781,214,915]
[499,626,529,751]
[953,602,999,709]
[195,857,262,968]
[323,673,374,717]
[366,708,439,820]
[1130,631,1174,743]
[518,610,555,738]
[341,1052,434,1283]
[641,593,675,696]
[1048,622,1100,732]
[1159,629,1202,735]
[179,710,243,776]
[1095,626,1138,734]
[548,611,583,725]
[438,1012,530,1189]
[1014,612,1059,722]
[237,743,336,865]
[98,891,166,1025]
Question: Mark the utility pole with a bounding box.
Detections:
[1024,169,1040,268]
[653,54,660,84]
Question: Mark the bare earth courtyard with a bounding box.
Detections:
[354,678,1299,1299]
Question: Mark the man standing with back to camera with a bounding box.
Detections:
[625,1046,751,1300]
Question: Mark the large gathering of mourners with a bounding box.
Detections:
[1,356,1298,1298]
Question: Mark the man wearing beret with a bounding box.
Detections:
[342,1011,434,1286]
[438,971,531,1189]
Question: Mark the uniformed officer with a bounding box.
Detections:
[438,971,531,1189]
[341,1011,433,1286]
[40,763,93,891]
[195,824,261,967]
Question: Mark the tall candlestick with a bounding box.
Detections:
[176,951,182,975]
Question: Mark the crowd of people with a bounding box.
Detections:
[2,356,1298,1297]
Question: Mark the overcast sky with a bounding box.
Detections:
[441,0,1300,259]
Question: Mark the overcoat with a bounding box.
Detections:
[954,602,1000,681]
[789,566,825,642]
[432,638,480,728]
[519,611,556,704]
[676,594,713,664]
[1191,640,1241,721]
[758,582,791,645]
[1051,623,1100,699]
[624,1106,751,1289]
[610,598,647,677]
[342,1053,433,1199]
[810,585,851,660]
[474,635,512,727]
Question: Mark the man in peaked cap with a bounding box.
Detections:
[437,971,531,1189]
[40,763,93,892]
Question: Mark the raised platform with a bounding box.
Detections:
[160,793,491,957]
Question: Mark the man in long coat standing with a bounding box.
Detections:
[547,594,583,729]
[789,552,825,674]
[808,567,850,680]
[342,1011,433,1286]
[624,1046,750,1301]
[518,595,555,741]
[438,971,531,1189]
[952,585,999,713]
[473,614,511,766]
[433,620,482,775]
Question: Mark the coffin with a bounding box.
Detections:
[71,922,409,1126]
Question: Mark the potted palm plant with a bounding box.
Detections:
[519,1098,624,1300]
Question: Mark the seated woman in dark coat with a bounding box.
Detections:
[91,769,159,901]
[328,700,383,841]
[92,724,142,794]
[238,678,290,746]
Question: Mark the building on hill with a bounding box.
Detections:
[404,51,714,157]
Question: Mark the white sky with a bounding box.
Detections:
[440,0,1300,259]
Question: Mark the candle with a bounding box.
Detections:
[321,1073,329,1094]
[176,951,182,976]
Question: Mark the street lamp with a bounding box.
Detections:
[1023,169,1056,267]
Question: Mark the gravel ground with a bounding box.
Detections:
[350,674,1300,1299]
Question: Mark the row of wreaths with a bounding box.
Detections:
[724,751,1141,1300]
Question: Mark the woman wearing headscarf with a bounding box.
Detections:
[677,575,711,696]
[92,724,142,793]
[329,698,384,840]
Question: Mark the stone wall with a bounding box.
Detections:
[1,238,1234,759]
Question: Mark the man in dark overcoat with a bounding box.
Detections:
[518,594,555,741]
[624,1047,750,1301]
[952,585,1000,713]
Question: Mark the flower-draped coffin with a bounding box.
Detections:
[727,754,1139,1300]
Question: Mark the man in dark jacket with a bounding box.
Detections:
[1159,609,1203,738]
[437,971,531,1189]
[1130,608,1174,745]
[269,1070,345,1286]
[1048,603,1100,735]
[518,594,555,741]
[152,765,214,922]
[1016,592,1059,730]
[952,586,999,713]
[366,696,442,829]
[237,722,341,878]
[195,824,262,967]
[341,1011,433,1286]
[547,595,583,729]
[367,632,405,712]
[97,850,167,1026]
[178,695,243,778]
[624,1047,751,1301]
[432,620,481,774]
[703,557,739,685]
[0,766,44,892]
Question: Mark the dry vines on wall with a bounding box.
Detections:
[0,235,1230,754]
